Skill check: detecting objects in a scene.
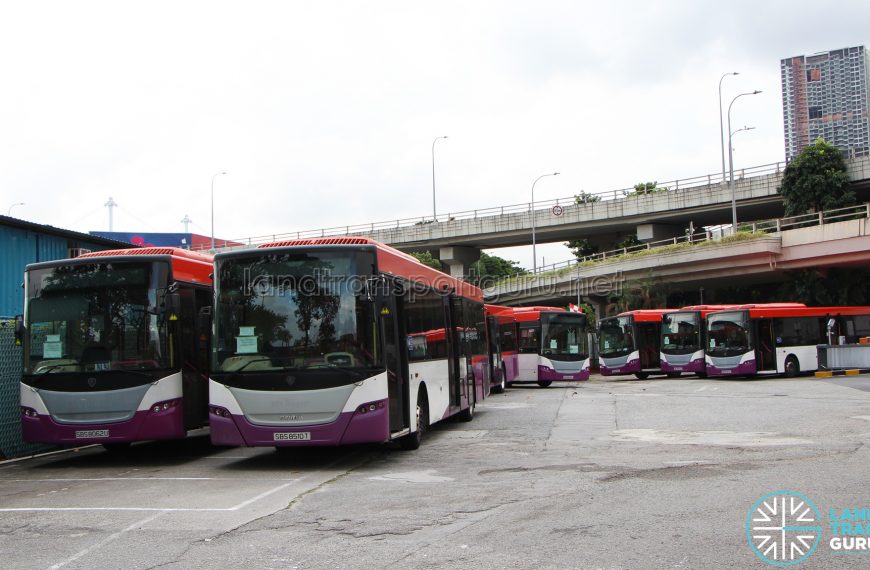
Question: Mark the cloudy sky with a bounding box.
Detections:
[1,1,868,268]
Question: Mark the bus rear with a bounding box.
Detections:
[20,249,213,447]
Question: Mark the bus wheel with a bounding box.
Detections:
[493,366,506,394]
[666,372,682,378]
[400,393,428,450]
[459,398,475,422]
[538,380,552,388]
[784,356,800,378]
[634,373,649,380]
[102,442,131,454]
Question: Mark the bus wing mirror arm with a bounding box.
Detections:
[14,315,24,346]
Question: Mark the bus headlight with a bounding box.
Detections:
[21,406,38,418]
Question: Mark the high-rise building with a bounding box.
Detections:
[781,46,870,161]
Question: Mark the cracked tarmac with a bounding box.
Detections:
[4,374,870,568]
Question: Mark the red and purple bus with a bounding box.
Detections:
[705,305,870,377]
[485,306,589,388]
[660,304,806,377]
[599,309,677,378]
[208,237,488,450]
[19,247,213,450]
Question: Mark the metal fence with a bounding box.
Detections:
[0,318,50,459]
[818,344,870,371]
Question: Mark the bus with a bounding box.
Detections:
[660,304,805,377]
[484,305,511,393]
[486,306,589,388]
[19,247,213,450]
[207,237,489,450]
[599,309,676,379]
[705,305,870,377]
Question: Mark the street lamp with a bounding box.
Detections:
[718,72,739,183]
[6,202,24,216]
[727,90,761,230]
[432,136,448,222]
[210,171,227,252]
[531,172,559,272]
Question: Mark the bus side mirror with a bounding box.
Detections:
[198,306,212,331]
[165,293,181,321]
[14,315,24,346]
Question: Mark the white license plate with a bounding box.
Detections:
[273,432,311,441]
[563,375,574,379]
[75,429,109,439]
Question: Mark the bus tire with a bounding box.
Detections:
[696,372,708,379]
[784,356,800,378]
[492,365,506,393]
[538,380,552,388]
[634,372,649,380]
[400,391,428,450]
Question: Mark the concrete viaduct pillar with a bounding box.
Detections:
[439,246,480,279]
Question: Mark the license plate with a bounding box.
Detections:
[563,375,574,379]
[273,432,311,441]
[75,429,109,439]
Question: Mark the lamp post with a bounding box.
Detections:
[718,72,739,183]
[531,172,559,272]
[210,171,227,252]
[6,202,24,216]
[727,91,761,230]
[431,136,448,222]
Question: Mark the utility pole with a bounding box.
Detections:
[104,197,118,231]
[181,214,192,233]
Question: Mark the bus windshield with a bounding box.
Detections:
[661,311,701,355]
[541,313,587,361]
[25,261,171,374]
[707,311,751,357]
[213,251,381,374]
[599,316,634,358]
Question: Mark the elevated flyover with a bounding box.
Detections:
[484,205,870,308]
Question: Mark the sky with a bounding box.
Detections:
[1,1,868,269]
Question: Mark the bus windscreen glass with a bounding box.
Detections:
[25,261,171,374]
[214,251,381,375]
[707,311,751,357]
[599,316,633,358]
[661,311,700,355]
[541,313,587,360]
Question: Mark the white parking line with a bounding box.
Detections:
[47,513,163,570]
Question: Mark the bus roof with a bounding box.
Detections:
[253,237,483,302]
[616,309,678,322]
[706,305,870,319]
[64,247,213,285]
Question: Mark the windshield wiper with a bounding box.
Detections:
[34,364,72,375]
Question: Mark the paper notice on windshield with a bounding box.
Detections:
[709,339,716,349]
[550,340,558,349]
[236,336,258,354]
[569,345,579,354]
[664,337,670,345]
[604,341,610,349]
[43,341,62,359]
[239,327,256,337]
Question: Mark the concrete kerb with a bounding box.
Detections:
[815,369,870,378]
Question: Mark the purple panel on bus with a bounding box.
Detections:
[210,399,391,447]
[706,360,757,377]
[600,357,641,376]
[21,404,185,444]
[661,357,705,373]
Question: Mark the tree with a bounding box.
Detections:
[625,181,668,197]
[408,251,443,270]
[615,234,642,250]
[574,191,601,205]
[468,252,527,286]
[778,138,854,216]
[566,238,599,260]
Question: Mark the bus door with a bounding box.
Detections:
[486,316,501,383]
[381,292,409,433]
[444,295,464,409]
[756,318,775,371]
[637,322,661,369]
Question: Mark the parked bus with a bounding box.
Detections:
[484,304,511,393]
[19,247,213,450]
[485,306,589,388]
[705,305,870,377]
[660,304,805,377]
[599,309,676,379]
[208,237,488,450]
